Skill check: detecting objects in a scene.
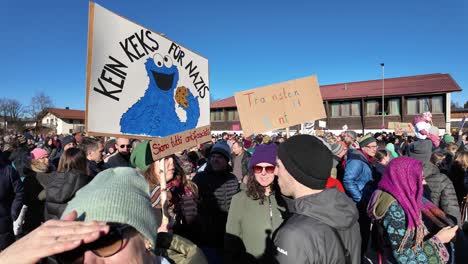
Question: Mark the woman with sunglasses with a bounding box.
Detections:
[0,167,171,263]
[224,143,286,263]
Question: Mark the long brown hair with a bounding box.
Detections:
[143,154,198,196]
[245,168,278,205]
[57,148,87,173]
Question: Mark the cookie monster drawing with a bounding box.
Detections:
[120,53,200,137]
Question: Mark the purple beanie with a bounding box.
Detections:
[248,144,277,168]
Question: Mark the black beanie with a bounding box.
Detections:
[278,135,333,190]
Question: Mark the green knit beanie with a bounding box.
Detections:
[62,167,157,247]
[130,140,154,171]
[443,134,454,143]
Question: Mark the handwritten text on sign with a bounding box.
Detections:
[235,75,326,136]
[150,126,211,160]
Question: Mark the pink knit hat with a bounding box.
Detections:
[31,148,48,160]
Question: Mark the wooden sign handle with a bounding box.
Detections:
[159,158,169,229]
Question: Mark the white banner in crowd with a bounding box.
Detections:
[85,3,210,159]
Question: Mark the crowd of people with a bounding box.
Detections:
[0,111,467,263]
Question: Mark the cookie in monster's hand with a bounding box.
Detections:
[119,53,200,137]
[175,86,189,108]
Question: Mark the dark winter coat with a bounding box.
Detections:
[103,152,132,169]
[448,163,468,206]
[0,163,24,249]
[191,165,239,248]
[274,188,361,264]
[87,159,103,178]
[22,170,49,234]
[423,161,461,223]
[45,169,90,220]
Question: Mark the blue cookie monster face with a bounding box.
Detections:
[146,53,179,91]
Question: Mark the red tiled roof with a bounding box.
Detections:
[47,108,85,120]
[210,73,461,108]
[211,97,237,109]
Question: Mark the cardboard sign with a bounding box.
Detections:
[387,122,415,136]
[85,3,210,158]
[232,123,241,131]
[234,76,325,136]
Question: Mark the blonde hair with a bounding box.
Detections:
[454,151,468,170]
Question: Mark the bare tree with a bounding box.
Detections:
[29,92,54,120]
[0,98,8,130]
[5,99,23,122]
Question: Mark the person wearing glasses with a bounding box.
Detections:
[104,138,133,169]
[343,133,379,260]
[224,143,286,263]
[0,167,171,263]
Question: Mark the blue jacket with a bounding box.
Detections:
[0,162,24,249]
[343,149,374,203]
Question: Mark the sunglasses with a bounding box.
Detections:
[119,144,132,149]
[253,165,275,174]
[57,223,134,264]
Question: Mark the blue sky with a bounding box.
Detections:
[1,0,467,111]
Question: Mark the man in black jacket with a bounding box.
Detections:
[274,135,361,264]
[191,140,239,262]
[81,137,104,177]
[0,158,24,249]
[103,138,132,169]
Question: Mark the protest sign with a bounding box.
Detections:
[234,76,325,136]
[387,122,415,136]
[85,3,211,159]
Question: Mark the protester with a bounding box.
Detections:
[448,151,468,205]
[368,157,457,263]
[273,135,361,264]
[225,144,285,263]
[104,137,133,168]
[231,140,251,184]
[374,149,389,183]
[52,135,77,168]
[408,140,461,223]
[343,133,378,258]
[81,137,104,177]
[21,148,50,235]
[45,148,90,220]
[192,140,239,262]
[386,137,399,158]
[42,136,57,160]
[0,158,24,250]
[330,142,347,180]
[0,167,172,263]
[104,138,117,160]
[343,130,359,149]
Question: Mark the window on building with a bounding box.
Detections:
[432,96,443,113]
[227,109,239,121]
[407,98,418,114]
[387,99,400,115]
[418,98,430,113]
[406,96,444,115]
[366,100,379,116]
[330,102,360,117]
[210,110,224,122]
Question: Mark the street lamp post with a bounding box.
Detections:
[381,63,385,129]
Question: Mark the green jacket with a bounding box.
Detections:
[224,190,285,262]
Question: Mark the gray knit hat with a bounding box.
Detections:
[344,130,357,140]
[408,140,433,163]
[62,167,157,247]
[330,143,345,156]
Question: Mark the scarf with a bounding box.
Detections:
[377,156,425,251]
